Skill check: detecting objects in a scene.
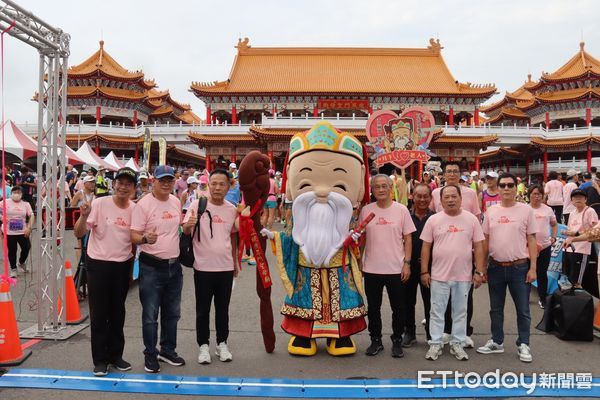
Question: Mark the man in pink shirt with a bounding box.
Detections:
[420,184,486,361]
[183,169,239,365]
[359,174,415,358]
[478,173,537,363]
[131,165,185,373]
[74,167,137,376]
[544,171,564,223]
[562,169,580,224]
[174,170,189,198]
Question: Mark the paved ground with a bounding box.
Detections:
[1,226,600,399]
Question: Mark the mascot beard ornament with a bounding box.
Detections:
[263,121,370,356]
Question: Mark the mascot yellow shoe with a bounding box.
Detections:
[288,336,317,356]
[326,337,357,356]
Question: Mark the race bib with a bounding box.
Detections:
[8,218,24,232]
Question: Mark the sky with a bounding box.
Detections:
[2,0,599,124]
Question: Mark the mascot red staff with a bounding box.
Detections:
[262,121,370,356]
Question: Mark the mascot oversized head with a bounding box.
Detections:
[274,121,369,356]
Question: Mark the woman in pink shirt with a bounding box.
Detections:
[74,167,137,376]
[528,184,558,309]
[260,169,278,230]
[0,186,34,278]
[544,171,564,223]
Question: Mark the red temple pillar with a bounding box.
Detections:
[95,142,100,155]
[505,161,510,172]
[586,107,592,127]
[545,112,550,129]
[268,150,275,169]
[272,105,277,117]
[206,106,211,125]
[417,161,423,180]
[409,163,415,180]
[313,106,318,117]
[466,115,472,126]
[132,110,138,127]
[134,146,139,164]
[231,152,237,164]
[525,155,529,177]
[474,107,480,126]
[96,106,101,124]
[231,105,238,125]
[205,154,211,172]
[543,151,548,181]
[475,156,480,174]
[448,147,454,162]
[587,142,592,171]
[448,107,454,125]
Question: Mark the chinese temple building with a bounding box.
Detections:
[480,42,600,180]
[189,38,497,172]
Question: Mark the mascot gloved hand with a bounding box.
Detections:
[266,121,370,356]
[238,151,276,353]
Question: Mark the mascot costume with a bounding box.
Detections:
[262,121,371,356]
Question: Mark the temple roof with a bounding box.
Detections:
[481,75,536,113]
[188,133,257,146]
[480,147,522,159]
[249,126,367,140]
[432,135,498,147]
[530,135,599,149]
[68,41,156,88]
[67,86,148,102]
[191,38,496,97]
[485,107,530,124]
[540,42,600,82]
[535,87,600,104]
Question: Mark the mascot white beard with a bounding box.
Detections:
[292,191,353,267]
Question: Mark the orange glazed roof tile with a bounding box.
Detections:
[535,87,600,103]
[175,110,201,124]
[485,107,529,124]
[481,75,536,113]
[191,38,496,96]
[432,135,498,146]
[249,126,367,139]
[530,135,600,149]
[167,145,205,161]
[480,147,522,159]
[188,133,257,145]
[67,86,148,102]
[541,42,600,82]
[69,41,154,86]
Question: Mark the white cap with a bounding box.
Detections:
[186,176,199,185]
[83,175,95,183]
[566,169,580,178]
[139,172,148,180]
[229,162,237,169]
[470,171,479,177]
[486,171,499,179]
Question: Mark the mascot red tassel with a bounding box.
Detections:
[261,121,370,356]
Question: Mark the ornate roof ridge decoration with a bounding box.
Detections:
[64,132,145,144]
[535,87,600,103]
[67,86,148,101]
[480,146,522,159]
[190,38,496,97]
[433,134,498,147]
[531,134,599,149]
[530,42,600,89]
[188,132,257,145]
[481,75,536,113]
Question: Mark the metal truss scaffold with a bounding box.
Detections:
[0,0,83,339]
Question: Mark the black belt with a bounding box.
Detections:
[139,251,178,268]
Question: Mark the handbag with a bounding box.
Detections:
[179,196,208,268]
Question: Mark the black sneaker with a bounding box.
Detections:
[157,352,185,366]
[365,338,384,356]
[391,339,404,358]
[93,362,108,376]
[110,358,132,371]
[144,355,160,373]
[401,333,416,348]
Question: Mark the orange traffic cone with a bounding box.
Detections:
[64,260,87,325]
[0,281,32,366]
[594,301,600,331]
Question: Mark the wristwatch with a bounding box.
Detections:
[474,271,485,277]
[404,259,411,265]
[141,235,148,244]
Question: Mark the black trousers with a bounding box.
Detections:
[87,256,131,366]
[563,213,570,225]
[194,270,234,346]
[364,272,405,341]
[536,246,552,303]
[550,205,563,225]
[404,262,431,340]
[7,234,31,269]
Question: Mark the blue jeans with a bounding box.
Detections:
[429,280,471,346]
[487,260,531,346]
[139,260,183,357]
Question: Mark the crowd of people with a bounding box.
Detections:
[5,156,599,376]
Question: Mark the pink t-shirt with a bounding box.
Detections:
[131,193,182,259]
[267,179,277,202]
[183,200,238,272]
[86,196,135,262]
[566,206,599,255]
[420,210,485,282]
[359,202,416,274]
[531,204,557,250]
[482,202,537,262]
[430,186,481,217]
[74,179,84,193]
[175,178,187,198]
[544,180,563,206]
[562,182,578,214]
[0,199,32,235]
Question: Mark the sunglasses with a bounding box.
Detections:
[498,183,515,189]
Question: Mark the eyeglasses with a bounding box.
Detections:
[498,183,515,189]
[158,178,174,185]
[445,169,460,174]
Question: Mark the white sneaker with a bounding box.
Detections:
[518,343,532,363]
[197,344,211,364]
[441,333,451,345]
[9,269,17,278]
[18,263,28,273]
[450,343,469,361]
[215,342,233,362]
[463,336,474,349]
[425,344,442,361]
[476,339,504,354]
